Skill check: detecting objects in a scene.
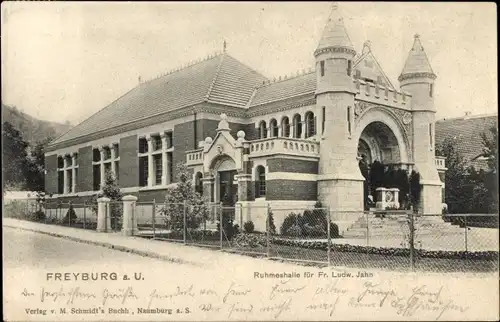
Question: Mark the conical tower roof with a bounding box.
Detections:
[398,34,436,81]
[314,3,355,56]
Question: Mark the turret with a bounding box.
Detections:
[398,34,437,112]
[314,3,357,95]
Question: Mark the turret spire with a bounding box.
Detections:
[398,34,436,82]
[315,2,355,57]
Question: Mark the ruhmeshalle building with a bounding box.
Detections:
[44,4,446,230]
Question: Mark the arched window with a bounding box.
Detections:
[195,172,203,195]
[281,116,290,137]
[293,114,302,138]
[259,121,267,139]
[269,119,278,137]
[305,112,315,138]
[255,166,266,198]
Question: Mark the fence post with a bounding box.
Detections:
[122,195,138,236]
[266,203,271,258]
[96,197,111,232]
[327,206,331,267]
[366,210,370,247]
[409,211,415,272]
[152,201,156,240]
[83,202,86,229]
[183,200,187,245]
[219,202,223,251]
[464,215,468,253]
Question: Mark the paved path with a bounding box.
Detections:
[3,218,498,321]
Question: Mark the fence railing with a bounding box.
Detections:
[4,198,498,273]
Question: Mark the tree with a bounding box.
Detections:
[25,137,53,192]
[475,126,498,173]
[2,121,29,190]
[161,163,209,230]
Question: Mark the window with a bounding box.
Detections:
[269,119,278,137]
[114,161,119,182]
[113,143,119,158]
[139,156,148,187]
[67,169,73,193]
[305,112,315,138]
[58,171,64,194]
[195,172,203,195]
[259,121,267,139]
[347,60,352,76]
[293,114,302,138]
[139,137,149,153]
[93,165,101,191]
[165,132,173,149]
[320,61,325,77]
[93,149,101,162]
[322,107,326,135]
[103,147,112,160]
[73,153,78,166]
[347,106,352,136]
[255,166,266,198]
[58,156,64,168]
[167,152,173,183]
[154,154,162,185]
[429,84,434,97]
[429,123,433,147]
[281,117,290,137]
[153,135,162,151]
[74,168,78,192]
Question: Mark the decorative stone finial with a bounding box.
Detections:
[205,137,213,145]
[362,40,371,55]
[217,113,230,131]
[414,34,420,39]
[237,130,246,141]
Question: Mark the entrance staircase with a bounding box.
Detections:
[343,211,464,239]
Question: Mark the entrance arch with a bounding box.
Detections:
[210,155,238,205]
[357,122,401,165]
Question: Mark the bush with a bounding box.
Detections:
[233,233,267,248]
[302,224,325,237]
[28,210,46,222]
[286,225,302,237]
[243,221,255,233]
[63,205,78,224]
[267,210,276,235]
[280,212,300,235]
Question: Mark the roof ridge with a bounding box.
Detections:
[437,113,498,122]
[256,69,315,89]
[205,53,226,101]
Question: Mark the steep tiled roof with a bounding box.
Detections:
[435,114,498,170]
[50,53,267,146]
[248,72,316,107]
[399,34,435,80]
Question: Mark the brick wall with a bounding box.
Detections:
[266,180,317,200]
[267,158,318,174]
[77,146,93,192]
[119,135,138,188]
[45,155,58,194]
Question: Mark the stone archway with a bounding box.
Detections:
[357,121,401,165]
[209,155,237,205]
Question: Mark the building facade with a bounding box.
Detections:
[45,5,446,229]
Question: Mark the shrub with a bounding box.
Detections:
[286,225,302,237]
[280,212,300,235]
[267,210,276,235]
[233,233,268,248]
[302,224,325,237]
[329,223,340,238]
[243,221,255,233]
[63,205,78,224]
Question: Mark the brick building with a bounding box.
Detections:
[44,5,446,229]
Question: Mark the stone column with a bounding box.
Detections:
[160,133,167,186]
[202,176,215,203]
[121,195,138,236]
[146,135,154,187]
[110,144,116,176]
[99,147,105,188]
[289,124,294,138]
[300,121,306,139]
[390,188,400,209]
[96,197,111,232]
[71,153,77,193]
[277,125,282,137]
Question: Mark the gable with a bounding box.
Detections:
[353,51,395,90]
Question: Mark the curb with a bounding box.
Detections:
[4,224,203,267]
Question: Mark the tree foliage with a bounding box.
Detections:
[3,121,29,190]
[160,163,209,230]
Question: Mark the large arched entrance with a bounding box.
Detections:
[357,121,409,209]
[210,155,238,206]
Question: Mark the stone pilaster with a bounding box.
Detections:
[96,197,111,232]
[121,195,138,236]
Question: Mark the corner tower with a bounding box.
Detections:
[315,3,364,212]
[399,34,442,214]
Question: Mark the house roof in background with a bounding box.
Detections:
[49,53,267,146]
[435,113,498,169]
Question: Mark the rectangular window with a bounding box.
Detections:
[58,171,64,194]
[347,60,352,76]
[167,152,173,183]
[139,156,148,187]
[322,107,326,135]
[104,162,111,176]
[154,154,162,185]
[103,147,112,160]
[165,132,173,149]
[113,143,119,158]
[347,107,352,135]
[73,153,78,166]
[429,123,433,147]
[114,161,119,182]
[93,165,101,191]
[74,169,78,193]
[429,84,433,97]
[320,61,325,77]
[58,156,64,169]
[67,169,72,193]
[139,138,148,154]
[93,149,101,162]
[153,135,162,151]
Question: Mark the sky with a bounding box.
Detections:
[1,2,497,125]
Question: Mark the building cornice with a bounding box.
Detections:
[314,46,356,57]
[398,72,437,82]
